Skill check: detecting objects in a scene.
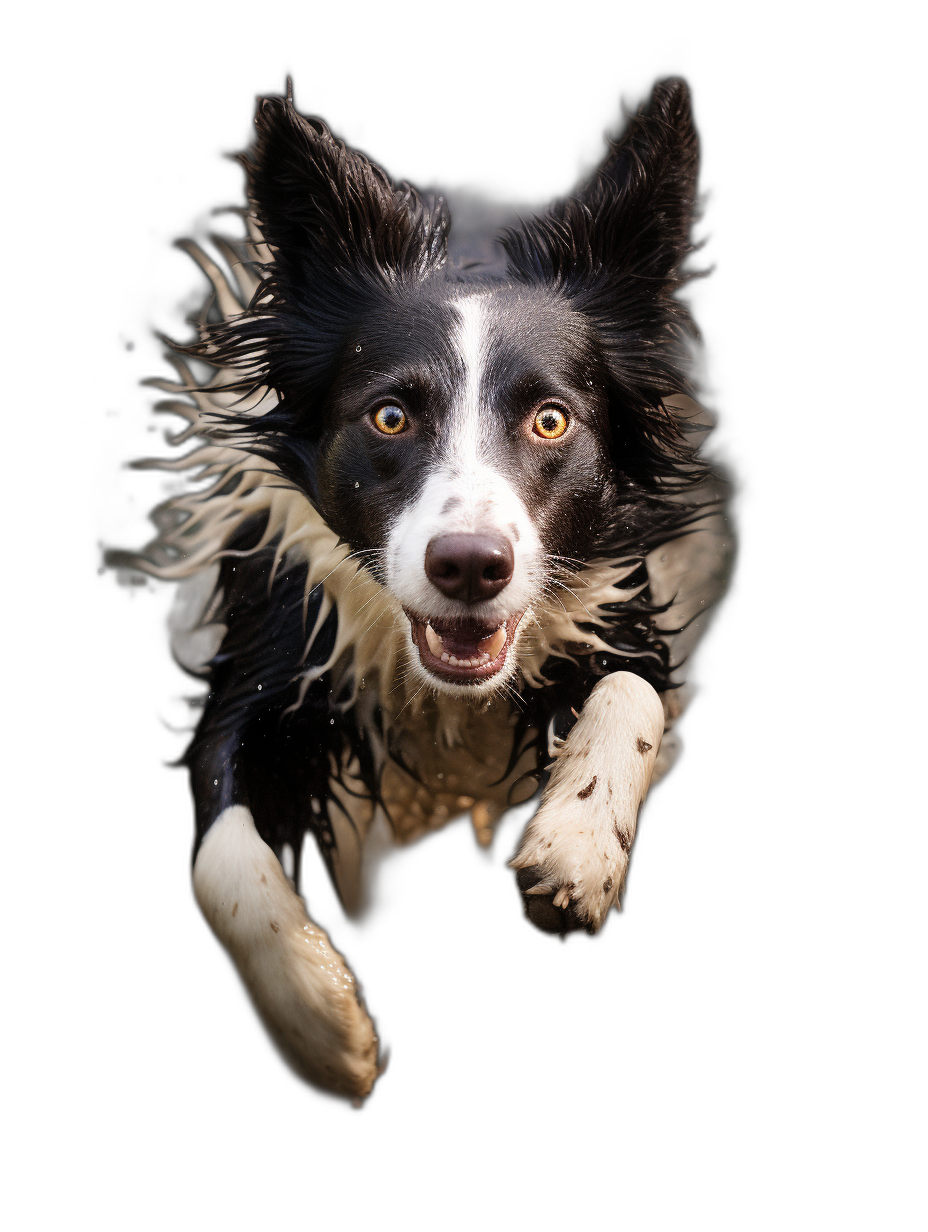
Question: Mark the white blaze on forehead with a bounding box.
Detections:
[454,293,488,452]
[385,290,543,637]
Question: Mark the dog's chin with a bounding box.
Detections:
[405,610,525,694]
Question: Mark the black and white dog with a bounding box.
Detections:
[115,78,731,1098]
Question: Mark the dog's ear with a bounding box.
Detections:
[184,89,449,496]
[503,79,700,437]
[242,92,449,285]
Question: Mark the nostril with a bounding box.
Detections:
[483,556,509,582]
[425,534,514,604]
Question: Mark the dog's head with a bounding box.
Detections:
[204,81,701,696]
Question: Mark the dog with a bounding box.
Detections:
[111,77,731,1099]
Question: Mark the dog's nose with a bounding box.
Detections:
[425,534,514,604]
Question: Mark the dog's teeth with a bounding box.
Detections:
[425,623,508,672]
[425,624,444,658]
[479,625,507,661]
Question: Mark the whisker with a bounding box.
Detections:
[545,577,601,621]
[312,547,371,589]
[394,678,430,718]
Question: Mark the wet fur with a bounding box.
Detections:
[111,78,732,1097]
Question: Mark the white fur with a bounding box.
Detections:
[131,232,730,1096]
[511,672,665,928]
[125,237,729,719]
[385,294,543,690]
[192,806,379,1097]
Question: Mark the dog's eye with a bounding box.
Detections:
[372,404,407,435]
[533,405,569,439]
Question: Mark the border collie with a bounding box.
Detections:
[112,77,731,1099]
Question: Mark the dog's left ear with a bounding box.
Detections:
[503,78,700,420]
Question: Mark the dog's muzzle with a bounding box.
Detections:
[407,532,522,684]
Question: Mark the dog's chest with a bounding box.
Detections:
[324,687,541,909]
[379,693,540,845]
[330,699,539,852]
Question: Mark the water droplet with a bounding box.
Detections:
[355,344,362,353]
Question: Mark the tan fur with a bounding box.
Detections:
[131,230,728,1089]
[137,233,726,692]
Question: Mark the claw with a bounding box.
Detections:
[542,714,564,758]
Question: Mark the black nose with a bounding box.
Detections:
[424,534,514,604]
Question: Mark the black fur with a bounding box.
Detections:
[185,79,706,532]
[119,77,729,930]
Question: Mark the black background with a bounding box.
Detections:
[76,28,823,1163]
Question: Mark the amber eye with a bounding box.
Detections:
[372,404,407,435]
[533,405,569,439]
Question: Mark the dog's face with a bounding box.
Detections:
[311,285,616,693]
[209,84,699,695]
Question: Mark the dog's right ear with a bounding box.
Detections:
[182,90,449,497]
[242,92,449,286]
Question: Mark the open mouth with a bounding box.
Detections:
[406,611,524,684]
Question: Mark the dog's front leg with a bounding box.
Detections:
[512,672,665,934]
[189,730,379,1098]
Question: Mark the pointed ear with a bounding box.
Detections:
[177,89,450,492]
[502,79,700,410]
[504,78,698,291]
[242,92,449,285]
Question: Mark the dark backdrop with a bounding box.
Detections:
[77,38,818,1153]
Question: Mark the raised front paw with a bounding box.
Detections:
[510,671,664,936]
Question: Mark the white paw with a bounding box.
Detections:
[194,806,380,1098]
[511,672,664,934]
